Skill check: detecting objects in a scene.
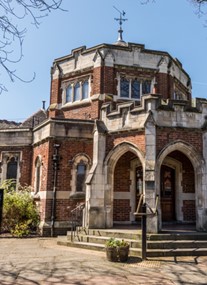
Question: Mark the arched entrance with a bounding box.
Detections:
[113,151,143,224]
[156,141,203,231]
[161,151,195,224]
[104,142,145,227]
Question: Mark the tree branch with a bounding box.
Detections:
[0,0,64,94]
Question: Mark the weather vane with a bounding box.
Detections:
[113,6,128,43]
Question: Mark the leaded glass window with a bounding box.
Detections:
[131,79,140,99]
[142,80,151,94]
[120,78,130,98]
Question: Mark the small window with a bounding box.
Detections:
[120,78,130,98]
[6,157,17,180]
[35,157,42,194]
[131,79,140,99]
[76,162,86,192]
[74,82,81,101]
[142,80,151,94]
[66,85,72,102]
[82,80,89,100]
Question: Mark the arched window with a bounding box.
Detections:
[35,156,42,194]
[66,84,73,102]
[70,154,91,197]
[6,157,18,180]
[74,82,81,101]
[82,80,89,100]
[76,161,86,192]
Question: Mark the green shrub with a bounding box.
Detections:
[1,179,40,237]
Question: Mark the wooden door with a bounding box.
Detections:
[161,165,175,221]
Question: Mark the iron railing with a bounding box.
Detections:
[70,202,85,242]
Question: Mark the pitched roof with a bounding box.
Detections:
[20,109,47,128]
[0,120,21,129]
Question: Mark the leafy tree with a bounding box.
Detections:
[0,0,64,94]
[1,179,40,237]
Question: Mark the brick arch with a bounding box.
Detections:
[156,140,203,171]
[156,140,204,230]
[104,141,145,181]
[103,142,145,226]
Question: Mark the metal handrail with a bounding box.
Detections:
[70,202,85,242]
[134,194,159,216]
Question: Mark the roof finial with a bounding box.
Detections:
[113,6,128,45]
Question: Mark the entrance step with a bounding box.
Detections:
[57,228,207,258]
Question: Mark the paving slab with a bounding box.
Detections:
[0,237,207,284]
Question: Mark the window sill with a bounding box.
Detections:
[69,192,85,200]
[61,99,90,110]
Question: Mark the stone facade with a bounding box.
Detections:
[1,42,207,235]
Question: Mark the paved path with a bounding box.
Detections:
[0,238,207,284]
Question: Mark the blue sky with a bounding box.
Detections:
[0,0,207,121]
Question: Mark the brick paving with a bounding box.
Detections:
[0,238,207,284]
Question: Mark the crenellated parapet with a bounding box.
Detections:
[101,94,207,132]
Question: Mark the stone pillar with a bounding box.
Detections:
[85,121,106,228]
[144,112,158,233]
[198,130,207,231]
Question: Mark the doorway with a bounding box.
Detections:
[161,165,175,222]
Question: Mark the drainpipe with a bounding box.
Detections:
[51,144,60,237]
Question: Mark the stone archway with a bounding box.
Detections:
[156,141,203,231]
[103,142,145,227]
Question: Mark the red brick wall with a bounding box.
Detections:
[50,78,61,105]
[32,141,51,193]
[113,152,134,221]
[102,66,115,94]
[113,199,131,221]
[33,137,93,224]
[62,100,101,120]
[106,131,145,157]
[169,151,195,194]
[156,127,203,155]
[183,200,196,221]
[19,146,33,186]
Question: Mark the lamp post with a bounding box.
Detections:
[51,144,60,237]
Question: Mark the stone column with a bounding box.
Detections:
[144,112,158,233]
[85,121,106,228]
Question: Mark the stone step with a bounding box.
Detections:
[70,228,142,240]
[148,240,207,249]
[72,228,207,241]
[147,248,207,257]
[57,236,142,256]
[57,236,207,257]
[147,233,207,241]
[68,232,207,249]
[70,234,142,248]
